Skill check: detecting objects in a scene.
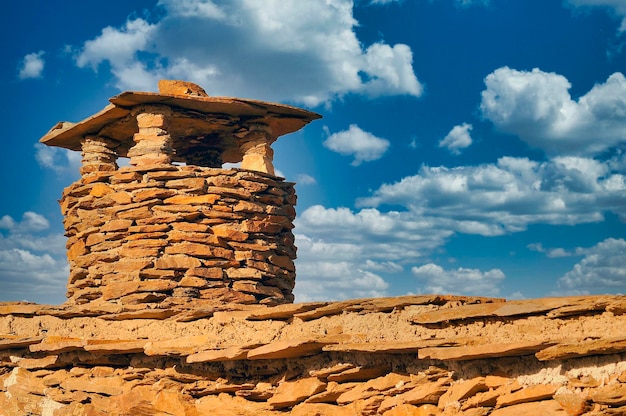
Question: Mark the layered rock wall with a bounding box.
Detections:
[61,165,296,306]
[1,295,626,415]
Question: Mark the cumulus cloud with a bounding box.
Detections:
[0,212,68,303]
[358,156,626,234]
[323,124,390,166]
[411,263,505,296]
[480,67,626,156]
[293,150,626,300]
[558,238,626,294]
[72,0,423,106]
[294,259,390,302]
[439,123,473,154]
[292,207,455,301]
[18,51,45,79]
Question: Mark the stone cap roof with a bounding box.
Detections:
[39,87,321,162]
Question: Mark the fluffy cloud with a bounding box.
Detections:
[293,206,454,301]
[73,0,423,106]
[34,143,82,177]
[439,123,473,155]
[18,51,45,79]
[294,258,390,302]
[296,205,453,251]
[363,156,626,232]
[411,263,505,296]
[480,67,626,156]
[0,212,68,303]
[293,150,626,299]
[323,124,390,166]
[75,19,159,91]
[0,212,49,233]
[558,238,626,294]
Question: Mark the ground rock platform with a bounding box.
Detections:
[1,294,625,415]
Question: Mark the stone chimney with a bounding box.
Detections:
[40,81,321,306]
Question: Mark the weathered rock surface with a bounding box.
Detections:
[1,294,625,415]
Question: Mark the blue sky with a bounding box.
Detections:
[2,0,626,304]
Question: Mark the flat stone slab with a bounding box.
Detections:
[40,91,321,164]
[410,295,621,324]
[418,341,556,361]
[535,337,626,361]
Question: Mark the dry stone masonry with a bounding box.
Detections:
[1,80,625,415]
[61,167,297,305]
[40,80,320,306]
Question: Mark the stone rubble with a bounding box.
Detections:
[1,294,625,415]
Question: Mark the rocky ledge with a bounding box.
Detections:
[1,294,625,415]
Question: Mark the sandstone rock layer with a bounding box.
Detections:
[1,294,625,415]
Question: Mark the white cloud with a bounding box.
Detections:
[558,238,626,294]
[162,0,227,19]
[358,156,626,234]
[0,212,68,303]
[0,212,49,233]
[76,19,157,70]
[323,124,390,166]
[293,206,455,301]
[362,259,404,273]
[73,0,423,106]
[567,0,626,31]
[296,173,317,185]
[480,67,626,156]
[294,152,626,300]
[439,123,473,154]
[0,216,16,230]
[294,260,389,302]
[0,213,66,256]
[296,205,453,249]
[35,143,82,176]
[18,51,45,79]
[411,263,505,297]
[361,43,423,97]
[0,249,68,303]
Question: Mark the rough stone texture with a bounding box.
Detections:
[158,79,209,97]
[61,166,297,306]
[1,294,625,415]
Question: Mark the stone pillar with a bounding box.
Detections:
[239,124,276,175]
[127,106,174,166]
[80,136,118,176]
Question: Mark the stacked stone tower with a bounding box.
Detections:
[40,80,320,306]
